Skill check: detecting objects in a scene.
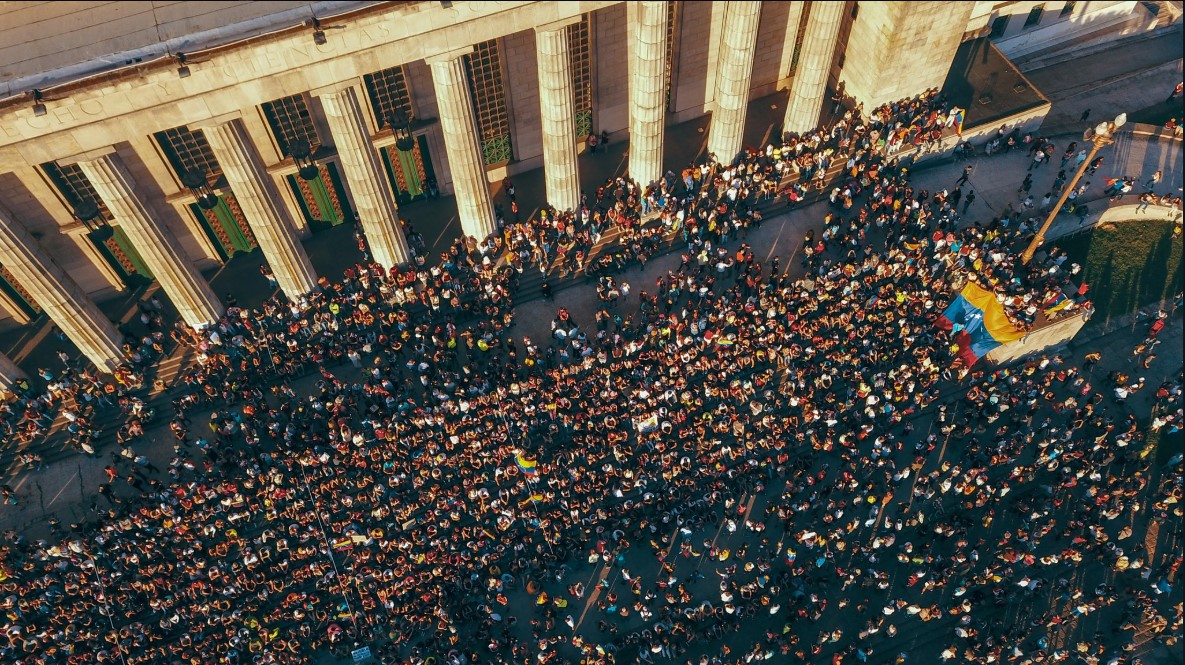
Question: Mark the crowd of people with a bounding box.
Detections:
[0,85,1181,665]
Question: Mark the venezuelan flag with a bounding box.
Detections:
[519,493,545,508]
[934,282,1025,366]
[515,453,538,476]
[1043,292,1072,314]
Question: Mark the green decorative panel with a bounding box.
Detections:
[191,196,256,261]
[481,134,513,166]
[575,110,593,139]
[288,163,351,229]
[109,227,153,280]
[0,266,40,318]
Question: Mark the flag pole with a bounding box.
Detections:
[497,409,555,555]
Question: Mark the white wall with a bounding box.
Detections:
[966,1,1142,59]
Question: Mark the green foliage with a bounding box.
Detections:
[1054,221,1183,325]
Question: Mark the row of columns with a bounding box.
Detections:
[199,118,321,300]
[783,1,845,134]
[413,0,844,235]
[0,1,846,379]
[0,200,124,373]
[416,0,839,215]
[0,77,432,376]
[318,85,412,268]
[0,78,429,377]
[428,49,500,242]
[627,1,670,186]
[70,150,225,328]
[706,1,763,162]
[631,0,843,173]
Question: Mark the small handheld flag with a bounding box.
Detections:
[515,453,538,476]
[519,493,545,508]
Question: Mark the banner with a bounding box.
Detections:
[514,453,538,476]
[934,282,1025,365]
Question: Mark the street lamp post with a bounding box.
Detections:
[387,109,416,152]
[1020,112,1126,264]
[72,198,114,241]
[180,168,220,210]
[289,139,321,181]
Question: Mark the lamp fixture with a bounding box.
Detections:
[72,198,114,241]
[31,89,47,117]
[387,109,415,152]
[180,169,219,210]
[311,16,327,45]
[289,139,320,181]
[176,53,191,78]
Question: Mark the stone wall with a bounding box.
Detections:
[841,1,974,110]
[502,30,544,173]
[593,3,630,138]
[979,1,1142,60]
[749,0,797,99]
[669,0,722,124]
[907,101,1051,167]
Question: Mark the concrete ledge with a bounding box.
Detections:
[1013,17,1179,72]
[1046,196,1183,246]
[1098,199,1184,224]
[1129,121,1185,142]
[986,314,1087,365]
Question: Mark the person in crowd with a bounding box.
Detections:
[0,86,1179,665]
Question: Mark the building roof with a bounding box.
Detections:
[0,1,380,100]
[941,37,1051,129]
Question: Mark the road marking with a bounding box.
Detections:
[575,560,610,630]
[47,471,79,508]
[764,238,780,263]
[431,215,458,250]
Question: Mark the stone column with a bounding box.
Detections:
[0,351,27,392]
[199,118,320,301]
[0,202,123,372]
[783,0,844,134]
[627,0,669,186]
[534,20,582,212]
[316,84,411,269]
[426,48,498,242]
[707,1,762,163]
[72,151,223,328]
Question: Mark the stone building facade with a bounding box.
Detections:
[0,1,1145,379]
